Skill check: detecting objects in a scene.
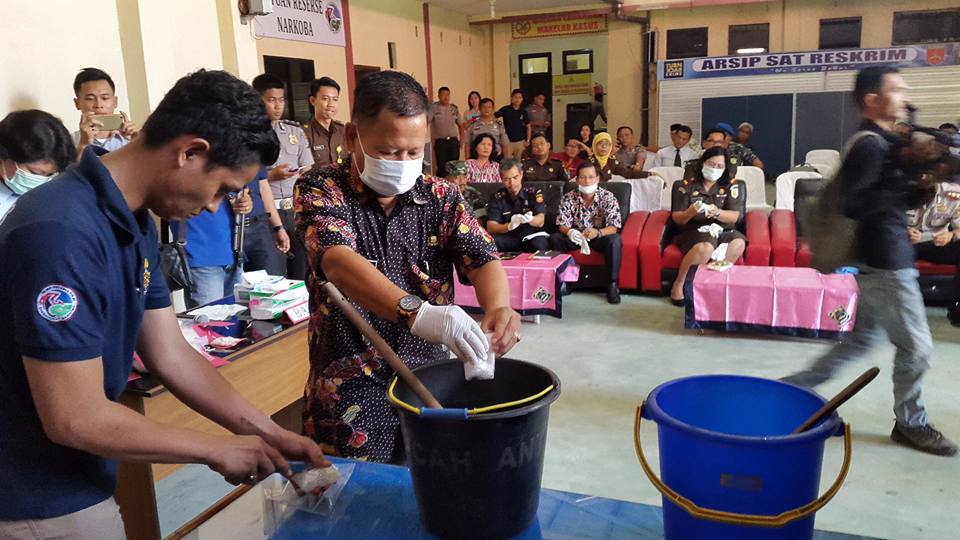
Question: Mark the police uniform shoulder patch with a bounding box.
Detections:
[535,191,544,204]
[730,184,740,199]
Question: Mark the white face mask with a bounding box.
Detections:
[578,182,599,195]
[702,165,724,182]
[354,132,423,196]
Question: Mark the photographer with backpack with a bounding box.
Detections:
[783,66,956,457]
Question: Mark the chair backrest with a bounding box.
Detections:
[734,165,767,209]
[564,181,633,225]
[641,151,658,172]
[651,166,685,210]
[775,170,822,210]
[805,149,839,165]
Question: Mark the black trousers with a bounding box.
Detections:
[914,240,960,296]
[243,217,286,276]
[492,226,550,253]
[279,208,308,280]
[433,138,460,177]
[550,232,622,282]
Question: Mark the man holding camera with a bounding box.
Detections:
[783,66,956,457]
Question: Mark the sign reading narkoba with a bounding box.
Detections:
[512,15,607,40]
[552,74,592,96]
[658,43,960,80]
[254,0,346,47]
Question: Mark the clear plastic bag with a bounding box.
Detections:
[262,462,355,536]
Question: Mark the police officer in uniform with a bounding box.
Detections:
[525,92,552,142]
[464,97,510,157]
[715,122,764,170]
[429,86,462,178]
[305,77,346,168]
[908,182,960,324]
[521,132,568,182]
[485,158,550,252]
[252,74,315,280]
[669,147,747,304]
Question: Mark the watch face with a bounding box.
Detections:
[399,295,422,312]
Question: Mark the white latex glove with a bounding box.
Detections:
[697,223,724,238]
[567,228,585,244]
[508,213,526,231]
[711,242,729,261]
[410,303,489,367]
[521,211,534,224]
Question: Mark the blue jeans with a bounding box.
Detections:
[188,264,242,308]
[783,267,932,427]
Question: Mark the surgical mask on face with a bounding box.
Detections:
[702,166,724,182]
[2,165,54,195]
[354,132,423,196]
[578,182,599,195]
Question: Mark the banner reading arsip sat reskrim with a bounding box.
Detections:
[658,43,960,80]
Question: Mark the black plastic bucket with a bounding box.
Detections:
[387,358,561,540]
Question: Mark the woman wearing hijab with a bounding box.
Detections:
[588,132,656,182]
[0,110,76,220]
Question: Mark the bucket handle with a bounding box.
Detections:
[633,404,852,528]
[387,377,556,416]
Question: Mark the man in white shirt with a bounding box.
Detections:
[656,125,697,167]
[71,68,139,155]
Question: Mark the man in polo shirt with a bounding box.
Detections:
[0,70,327,538]
[496,89,531,161]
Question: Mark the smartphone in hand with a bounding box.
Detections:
[90,114,123,131]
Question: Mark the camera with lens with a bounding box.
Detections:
[903,104,960,186]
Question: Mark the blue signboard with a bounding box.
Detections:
[659,43,960,80]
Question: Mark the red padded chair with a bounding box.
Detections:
[770,209,957,302]
[564,181,648,291]
[639,209,771,293]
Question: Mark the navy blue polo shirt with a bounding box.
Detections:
[249,167,268,217]
[0,146,171,519]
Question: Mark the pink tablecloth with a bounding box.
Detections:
[455,254,579,317]
[685,265,858,339]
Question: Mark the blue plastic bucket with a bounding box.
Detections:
[634,375,851,540]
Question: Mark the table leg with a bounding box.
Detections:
[116,393,161,540]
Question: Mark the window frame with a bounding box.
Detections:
[562,48,594,74]
[666,27,709,60]
[892,8,960,45]
[727,23,770,55]
[818,17,862,50]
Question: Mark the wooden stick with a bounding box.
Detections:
[792,366,880,434]
[320,281,443,409]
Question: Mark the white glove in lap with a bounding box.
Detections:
[567,228,584,244]
[508,214,526,231]
[410,303,488,367]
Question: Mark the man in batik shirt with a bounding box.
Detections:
[295,71,520,462]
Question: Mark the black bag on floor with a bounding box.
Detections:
[159,220,192,291]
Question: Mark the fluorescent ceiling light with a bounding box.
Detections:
[736,47,766,54]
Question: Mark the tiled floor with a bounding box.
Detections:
[157,292,960,539]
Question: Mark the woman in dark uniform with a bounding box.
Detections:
[669,146,747,305]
